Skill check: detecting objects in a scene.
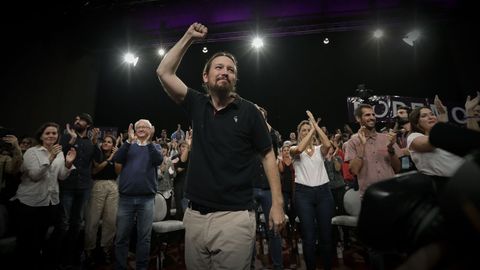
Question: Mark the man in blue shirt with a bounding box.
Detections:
[113,119,163,270]
[170,123,185,142]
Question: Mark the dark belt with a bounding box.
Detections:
[189,201,220,215]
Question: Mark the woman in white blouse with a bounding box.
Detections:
[407,106,464,193]
[290,111,334,270]
[12,122,76,269]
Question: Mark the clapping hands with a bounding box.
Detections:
[65,147,77,168]
[48,144,62,164]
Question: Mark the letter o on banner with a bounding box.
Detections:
[374,100,389,119]
[452,107,467,124]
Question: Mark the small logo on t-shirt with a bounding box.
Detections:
[233,116,238,123]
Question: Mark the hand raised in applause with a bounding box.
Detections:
[91,128,100,144]
[48,144,62,164]
[357,126,367,145]
[65,147,76,168]
[387,129,397,147]
[434,95,449,123]
[185,130,193,148]
[116,133,123,147]
[465,91,480,113]
[127,124,136,143]
[108,146,118,161]
[147,126,155,143]
[66,123,77,140]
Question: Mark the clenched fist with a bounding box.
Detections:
[187,22,208,41]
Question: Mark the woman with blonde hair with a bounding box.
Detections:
[290,111,334,270]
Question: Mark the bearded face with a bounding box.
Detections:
[203,56,237,99]
[357,108,377,130]
[73,117,89,133]
[207,78,235,99]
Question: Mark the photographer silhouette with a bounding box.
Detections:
[357,123,480,269]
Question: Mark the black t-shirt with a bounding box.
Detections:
[60,134,96,190]
[181,88,272,211]
[93,150,118,180]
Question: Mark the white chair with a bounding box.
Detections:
[331,188,361,248]
[152,193,185,269]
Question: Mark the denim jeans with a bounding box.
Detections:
[253,188,283,269]
[115,195,155,270]
[51,188,90,265]
[295,183,334,270]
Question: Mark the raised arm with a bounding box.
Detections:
[156,23,208,104]
[408,134,436,153]
[306,110,331,156]
[289,127,315,157]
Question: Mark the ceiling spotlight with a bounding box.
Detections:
[373,29,384,39]
[323,38,329,44]
[202,47,208,53]
[124,53,139,66]
[158,48,165,56]
[251,37,264,49]
[403,30,421,46]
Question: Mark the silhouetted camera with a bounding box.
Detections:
[357,123,480,267]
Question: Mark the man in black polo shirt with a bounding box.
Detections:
[157,22,285,269]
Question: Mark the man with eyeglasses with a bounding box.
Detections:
[113,119,163,270]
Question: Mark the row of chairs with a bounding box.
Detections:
[1,190,361,269]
